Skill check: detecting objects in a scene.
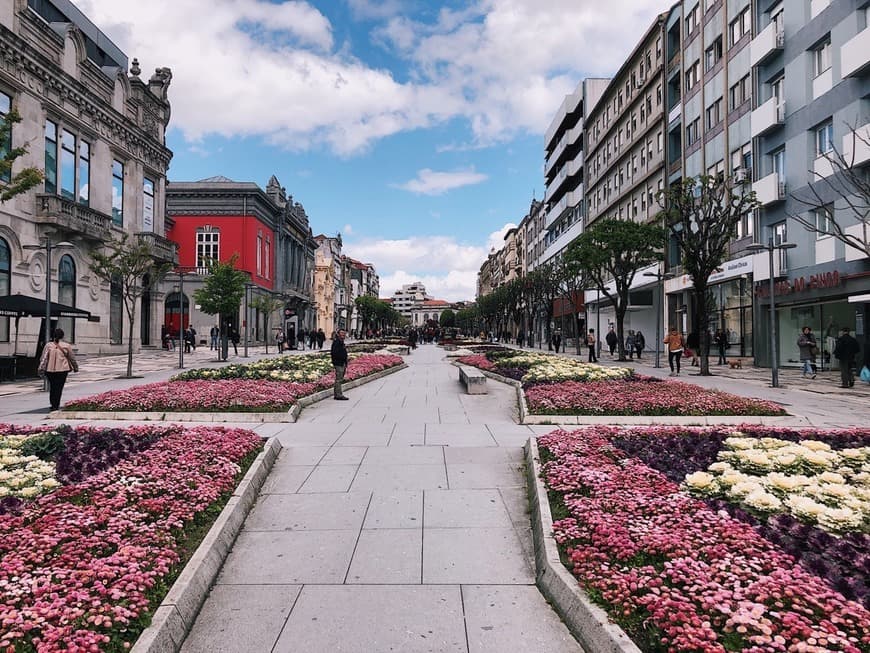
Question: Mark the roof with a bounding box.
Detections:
[422,299,449,307]
[197,175,235,183]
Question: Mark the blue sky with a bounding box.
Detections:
[75,0,665,301]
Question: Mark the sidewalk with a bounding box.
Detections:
[180,344,580,653]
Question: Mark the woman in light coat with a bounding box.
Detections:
[38,328,78,410]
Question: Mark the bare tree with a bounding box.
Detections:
[787,124,869,259]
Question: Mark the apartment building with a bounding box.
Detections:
[391,282,431,317]
[750,0,869,369]
[662,0,757,357]
[0,0,175,359]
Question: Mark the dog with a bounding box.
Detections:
[727,359,742,369]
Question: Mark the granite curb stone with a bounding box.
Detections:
[524,436,641,653]
[131,437,281,653]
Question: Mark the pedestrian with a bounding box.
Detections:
[297,328,306,350]
[625,330,636,360]
[316,328,326,349]
[210,325,219,350]
[161,324,171,350]
[183,327,193,353]
[276,330,285,351]
[586,329,598,362]
[38,328,78,411]
[189,326,197,350]
[664,326,684,376]
[686,331,700,367]
[714,328,728,365]
[605,325,618,356]
[230,327,240,355]
[634,330,645,359]
[308,329,317,350]
[331,328,349,400]
[834,326,861,388]
[517,330,524,348]
[553,329,562,353]
[797,326,818,379]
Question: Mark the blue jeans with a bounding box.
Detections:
[802,359,815,376]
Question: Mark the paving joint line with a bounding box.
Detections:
[342,492,374,585]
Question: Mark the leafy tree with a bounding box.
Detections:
[657,175,759,374]
[555,255,589,355]
[0,109,44,202]
[249,294,284,353]
[355,295,382,334]
[90,234,172,377]
[439,308,456,327]
[787,124,869,259]
[564,218,665,361]
[193,255,248,360]
[455,306,478,336]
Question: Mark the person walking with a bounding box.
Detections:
[210,325,219,350]
[276,330,285,352]
[797,326,818,379]
[605,326,618,357]
[664,327,684,376]
[834,326,861,388]
[183,327,193,353]
[189,326,197,350]
[714,328,728,365]
[634,330,645,359]
[308,329,317,350]
[38,328,78,411]
[586,329,598,362]
[552,329,562,353]
[330,328,349,400]
[625,330,636,360]
[316,328,326,350]
[516,330,524,348]
[230,327,240,355]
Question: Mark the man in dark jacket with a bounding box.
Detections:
[330,328,349,400]
[834,326,861,388]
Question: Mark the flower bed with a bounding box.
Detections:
[0,424,263,651]
[539,426,870,651]
[173,353,333,382]
[65,354,403,412]
[458,351,784,416]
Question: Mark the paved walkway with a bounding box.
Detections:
[180,345,580,653]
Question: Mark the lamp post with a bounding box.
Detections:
[23,238,73,390]
[643,268,675,368]
[243,282,254,358]
[747,238,797,388]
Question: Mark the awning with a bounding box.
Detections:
[0,293,97,320]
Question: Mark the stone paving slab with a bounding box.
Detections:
[422,527,535,585]
[243,491,370,531]
[424,489,514,528]
[350,463,449,492]
[297,464,359,493]
[446,462,526,489]
[346,528,423,584]
[363,491,424,529]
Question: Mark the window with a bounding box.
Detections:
[0,92,10,184]
[196,230,219,269]
[815,120,834,156]
[814,204,833,237]
[706,98,723,129]
[685,4,699,34]
[685,60,700,92]
[705,36,723,71]
[77,141,89,205]
[44,120,57,194]
[111,159,124,226]
[729,7,751,46]
[256,232,262,275]
[773,222,788,271]
[729,74,751,110]
[143,177,154,231]
[110,275,123,345]
[813,38,832,77]
[60,130,76,200]
[58,254,76,342]
[731,142,752,179]
[265,237,271,280]
[772,148,786,181]
[0,237,8,342]
[736,211,754,239]
[686,118,701,145]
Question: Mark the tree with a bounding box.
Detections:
[354,295,382,334]
[657,175,759,375]
[193,255,248,360]
[90,234,172,378]
[0,109,44,203]
[439,308,456,327]
[564,218,664,361]
[555,256,589,355]
[249,294,284,353]
[787,124,869,259]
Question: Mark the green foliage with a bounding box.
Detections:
[0,109,45,203]
[439,308,455,327]
[20,429,66,461]
[193,254,248,319]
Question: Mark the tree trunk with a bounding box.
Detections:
[615,303,627,362]
[694,285,711,376]
[125,305,136,378]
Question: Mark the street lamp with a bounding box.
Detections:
[243,282,254,357]
[746,238,797,388]
[643,268,675,368]
[23,238,73,390]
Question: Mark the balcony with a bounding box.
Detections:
[812,68,832,99]
[752,172,786,205]
[136,232,179,265]
[34,194,112,241]
[842,123,870,167]
[812,154,835,179]
[668,103,681,124]
[842,27,870,78]
[750,21,784,67]
[750,97,785,138]
[810,0,830,18]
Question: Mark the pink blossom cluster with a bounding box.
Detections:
[455,355,495,370]
[65,354,403,412]
[0,425,262,651]
[526,377,785,416]
[539,429,870,652]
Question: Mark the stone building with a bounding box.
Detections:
[313,234,349,334]
[0,0,175,362]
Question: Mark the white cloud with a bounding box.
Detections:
[487,222,516,252]
[73,0,664,154]
[342,223,354,235]
[394,168,488,195]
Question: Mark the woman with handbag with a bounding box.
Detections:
[37,328,78,410]
[797,326,818,379]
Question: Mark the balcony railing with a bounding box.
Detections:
[136,232,178,264]
[34,194,112,240]
[750,97,785,138]
[843,123,870,168]
[752,172,786,206]
[750,21,784,67]
[842,27,870,78]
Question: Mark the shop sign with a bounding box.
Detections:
[755,270,842,298]
[664,255,754,293]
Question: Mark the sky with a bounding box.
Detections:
[73,0,666,301]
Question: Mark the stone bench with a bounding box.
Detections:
[458,365,487,394]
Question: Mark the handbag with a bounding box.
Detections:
[61,345,78,373]
[810,345,820,357]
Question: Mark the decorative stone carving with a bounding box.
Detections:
[30,256,45,292]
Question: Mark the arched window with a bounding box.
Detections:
[57,254,76,342]
[0,237,9,342]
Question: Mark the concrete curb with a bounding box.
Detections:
[524,437,641,653]
[131,437,282,653]
[52,363,408,423]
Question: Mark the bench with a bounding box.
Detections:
[458,365,487,394]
